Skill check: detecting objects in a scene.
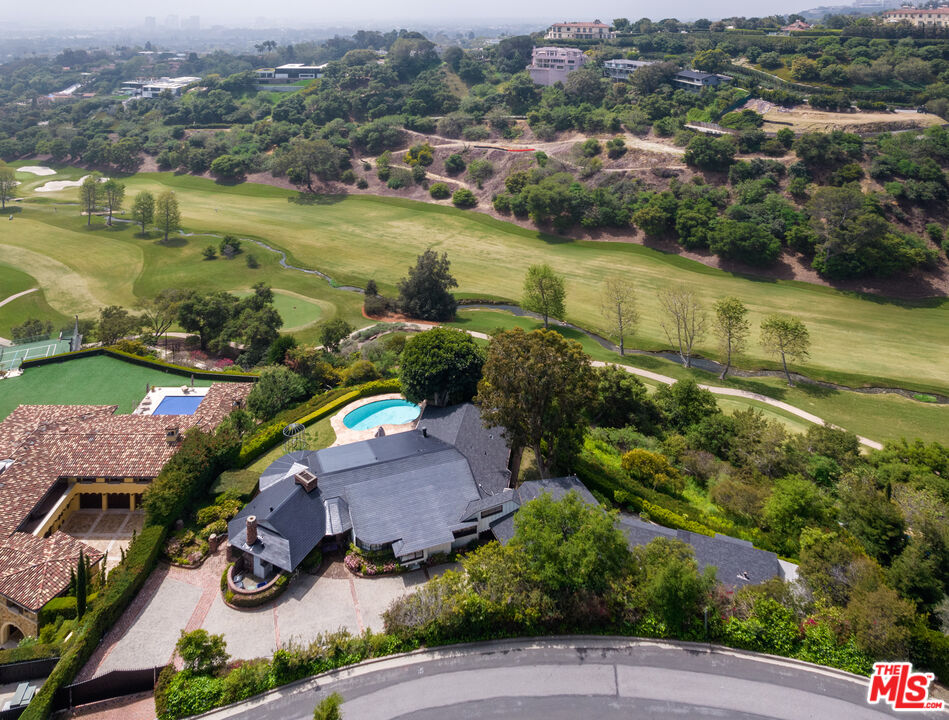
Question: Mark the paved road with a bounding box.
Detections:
[194,637,932,720]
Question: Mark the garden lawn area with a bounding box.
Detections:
[0,355,214,420]
[3,171,948,396]
[449,309,949,446]
[236,289,323,330]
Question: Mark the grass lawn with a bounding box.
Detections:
[0,355,215,420]
[449,309,949,445]
[236,288,323,330]
[0,264,71,338]
[212,416,337,496]
[2,171,947,400]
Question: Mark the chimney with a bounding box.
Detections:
[421,427,428,438]
[246,515,257,545]
[165,426,181,446]
[294,469,318,493]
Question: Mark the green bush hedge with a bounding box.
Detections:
[21,524,167,720]
[236,379,400,466]
[225,574,290,608]
[37,593,98,628]
[0,643,60,666]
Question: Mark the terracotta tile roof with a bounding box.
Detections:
[0,382,251,606]
[0,531,102,611]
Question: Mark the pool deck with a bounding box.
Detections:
[330,393,421,446]
[132,385,210,415]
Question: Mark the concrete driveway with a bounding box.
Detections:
[82,553,441,677]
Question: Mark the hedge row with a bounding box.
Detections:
[0,643,60,665]
[236,379,401,466]
[21,524,167,720]
[20,347,257,382]
[37,593,98,628]
[614,490,716,537]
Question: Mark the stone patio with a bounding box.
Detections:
[61,510,144,571]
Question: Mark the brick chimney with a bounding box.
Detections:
[165,426,181,446]
[246,515,257,545]
[294,469,318,493]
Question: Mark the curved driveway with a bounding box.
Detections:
[192,637,926,720]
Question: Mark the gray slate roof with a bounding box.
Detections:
[419,403,511,496]
[231,403,511,571]
[491,476,782,587]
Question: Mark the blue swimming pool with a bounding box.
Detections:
[152,395,204,415]
[343,399,420,430]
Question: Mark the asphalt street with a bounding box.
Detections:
[195,637,945,720]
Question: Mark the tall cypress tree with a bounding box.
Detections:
[76,550,87,619]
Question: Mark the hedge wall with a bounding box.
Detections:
[20,347,257,382]
[21,524,167,720]
[0,643,60,665]
[236,379,401,466]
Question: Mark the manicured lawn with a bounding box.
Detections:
[3,171,947,402]
[0,264,70,338]
[236,289,324,330]
[0,355,215,420]
[449,309,949,446]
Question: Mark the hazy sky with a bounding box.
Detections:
[8,0,810,28]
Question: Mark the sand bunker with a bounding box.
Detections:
[17,166,56,176]
[35,175,108,193]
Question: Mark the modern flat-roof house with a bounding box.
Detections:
[0,382,250,642]
[229,403,512,577]
[604,58,655,81]
[544,21,615,41]
[674,69,733,91]
[883,7,949,26]
[121,76,200,98]
[527,47,590,86]
[255,63,327,82]
[490,475,790,587]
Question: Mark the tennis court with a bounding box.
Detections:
[0,337,73,371]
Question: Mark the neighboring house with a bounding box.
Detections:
[781,20,812,31]
[674,69,733,91]
[604,58,655,81]
[255,64,327,82]
[490,475,788,587]
[120,76,200,98]
[883,7,949,26]
[228,403,512,576]
[527,47,590,86]
[0,383,250,642]
[544,21,616,41]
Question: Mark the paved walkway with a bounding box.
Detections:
[62,510,144,571]
[0,287,37,309]
[80,553,437,680]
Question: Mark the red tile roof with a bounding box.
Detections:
[0,531,102,611]
[0,382,252,610]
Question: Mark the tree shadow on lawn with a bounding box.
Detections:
[288,192,347,206]
[153,236,189,248]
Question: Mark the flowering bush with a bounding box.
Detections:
[344,553,403,576]
[213,358,234,369]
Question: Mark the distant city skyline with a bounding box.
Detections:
[3,0,855,31]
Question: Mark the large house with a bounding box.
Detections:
[674,69,733,91]
[0,382,250,642]
[120,76,200,98]
[228,403,787,588]
[527,47,590,86]
[229,403,512,575]
[255,64,327,82]
[883,7,949,26]
[544,21,615,41]
[604,58,655,81]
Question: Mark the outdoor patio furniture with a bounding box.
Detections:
[233,573,244,584]
[257,581,266,588]
[9,683,29,708]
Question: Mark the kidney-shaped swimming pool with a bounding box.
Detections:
[343,399,421,430]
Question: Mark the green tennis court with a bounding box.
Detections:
[0,337,73,371]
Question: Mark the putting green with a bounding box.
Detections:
[3,170,948,399]
[236,289,325,330]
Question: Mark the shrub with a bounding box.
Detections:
[444,153,466,174]
[356,177,369,189]
[452,188,477,208]
[176,629,229,674]
[219,660,271,705]
[462,125,490,141]
[340,169,356,184]
[162,671,223,719]
[429,182,450,199]
[343,359,380,386]
[247,366,308,420]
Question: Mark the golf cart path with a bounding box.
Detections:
[0,287,37,308]
[357,321,882,450]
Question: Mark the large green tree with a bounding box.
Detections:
[101,178,125,226]
[760,313,810,386]
[247,365,308,419]
[511,491,629,596]
[521,264,566,330]
[397,249,458,321]
[79,172,102,226]
[476,328,595,477]
[400,328,485,407]
[131,190,154,235]
[155,190,181,243]
[712,296,750,380]
[273,137,345,190]
[600,275,637,355]
[96,305,140,345]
